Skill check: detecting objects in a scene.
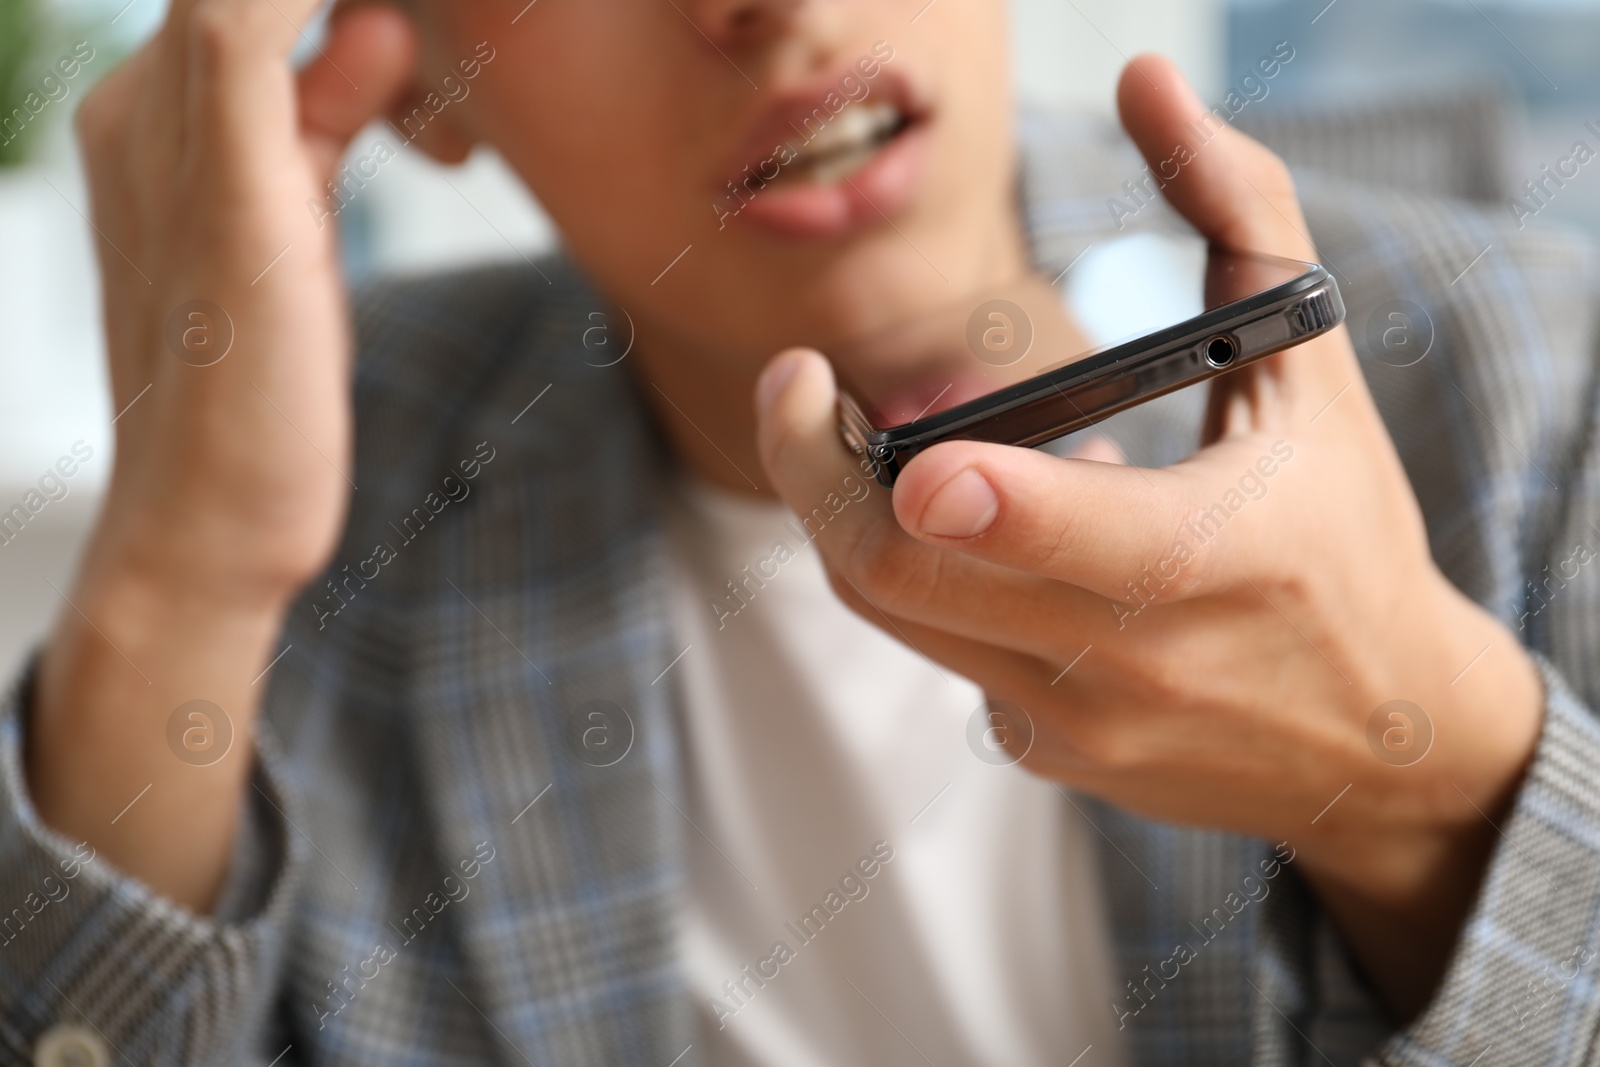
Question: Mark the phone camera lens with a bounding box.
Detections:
[1205,336,1238,368]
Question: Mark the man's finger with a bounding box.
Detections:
[299,4,418,169]
[165,0,331,60]
[891,435,1286,602]
[181,0,337,173]
[1117,53,1316,263]
[755,350,1114,658]
[755,348,884,544]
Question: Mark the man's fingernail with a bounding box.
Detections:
[918,468,999,539]
[756,354,801,416]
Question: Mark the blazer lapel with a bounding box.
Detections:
[400,282,697,1065]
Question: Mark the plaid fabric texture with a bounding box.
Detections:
[0,111,1596,1066]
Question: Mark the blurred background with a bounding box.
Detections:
[0,0,1597,679]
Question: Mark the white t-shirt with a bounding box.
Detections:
[664,473,1128,1067]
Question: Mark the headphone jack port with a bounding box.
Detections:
[1205,335,1238,368]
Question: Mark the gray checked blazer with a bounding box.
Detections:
[2,112,1599,1066]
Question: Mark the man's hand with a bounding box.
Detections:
[28,0,416,910]
[754,54,1544,1019]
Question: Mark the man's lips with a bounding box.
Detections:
[714,67,934,240]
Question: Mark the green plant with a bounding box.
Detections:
[0,0,44,167]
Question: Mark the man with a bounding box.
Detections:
[4,0,1598,1063]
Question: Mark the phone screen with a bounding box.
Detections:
[831,233,1314,432]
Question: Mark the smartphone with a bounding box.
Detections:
[834,233,1345,487]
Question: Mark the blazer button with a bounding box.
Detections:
[32,1024,110,1067]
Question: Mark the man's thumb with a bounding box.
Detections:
[1116,53,1318,263]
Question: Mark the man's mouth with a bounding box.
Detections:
[773,101,914,187]
[716,67,934,240]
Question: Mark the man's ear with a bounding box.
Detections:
[385,86,476,164]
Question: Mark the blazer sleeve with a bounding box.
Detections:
[1366,655,1600,1063]
[1368,209,1600,1066]
[0,654,307,1064]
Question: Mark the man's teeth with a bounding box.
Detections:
[780,101,906,184]
[800,101,902,157]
